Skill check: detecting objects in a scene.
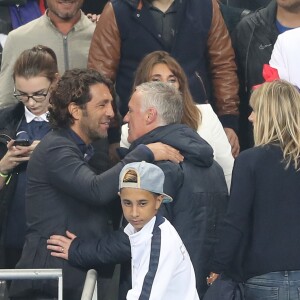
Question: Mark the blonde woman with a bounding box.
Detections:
[209,80,300,300]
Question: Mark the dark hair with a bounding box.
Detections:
[133,51,201,130]
[48,68,113,128]
[13,45,58,82]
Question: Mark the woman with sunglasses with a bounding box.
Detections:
[0,45,58,269]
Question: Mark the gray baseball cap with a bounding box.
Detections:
[119,161,173,203]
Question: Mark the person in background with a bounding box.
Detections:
[9,69,182,300]
[120,51,234,191]
[269,27,300,90]
[0,0,94,108]
[218,0,251,34]
[0,45,57,270]
[81,0,108,14]
[1,0,122,175]
[232,0,300,150]
[88,0,241,157]
[209,80,300,299]
[48,161,200,300]
[220,0,271,10]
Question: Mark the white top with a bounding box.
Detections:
[24,107,49,123]
[120,104,233,191]
[269,27,300,89]
[124,216,199,300]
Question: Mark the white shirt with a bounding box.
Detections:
[120,104,233,191]
[24,106,49,123]
[124,216,199,300]
[269,27,300,89]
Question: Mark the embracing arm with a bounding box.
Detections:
[46,142,154,206]
[69,230,131,268]
[47,230,131,269]
[46,136,183,206]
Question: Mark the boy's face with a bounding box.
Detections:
[120,188,163,231]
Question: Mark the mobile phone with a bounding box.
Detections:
[13,139,31,146]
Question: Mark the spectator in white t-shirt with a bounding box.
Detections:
[269,27,300,89]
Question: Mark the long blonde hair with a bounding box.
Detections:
[250,80,300,169]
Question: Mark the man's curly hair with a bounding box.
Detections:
[48,68,114,128]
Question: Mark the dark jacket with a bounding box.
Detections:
[9,129,155,300]
[88,0,240,130]
[69,124,228,298]
[131,124,228,297]
[231,0,278,149]
[212,145,300,281]
[0,103,27,267]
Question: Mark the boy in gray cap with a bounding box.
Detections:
[47,161,199,300]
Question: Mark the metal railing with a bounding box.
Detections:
[0,269,63,300]
[81,269,98,300]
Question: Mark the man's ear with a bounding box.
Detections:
[54,73,60,83]
[145,107,157,125]
[68,102,81,121]
[155,195,164,210]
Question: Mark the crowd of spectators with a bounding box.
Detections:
[0,0,300,299]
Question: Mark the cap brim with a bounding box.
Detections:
[162,193,173,203]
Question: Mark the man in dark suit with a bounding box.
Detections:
[9,69,182,300]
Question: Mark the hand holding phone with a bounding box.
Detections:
[13,139,32,147]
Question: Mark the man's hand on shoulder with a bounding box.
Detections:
[47,230,77,260]
[146,142,184,163]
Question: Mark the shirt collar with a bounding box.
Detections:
[67,128,94,161]
[144,0,177,12]
[45,10,94,32]
[24,106,49,123]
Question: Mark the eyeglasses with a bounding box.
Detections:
[13,85,51,103]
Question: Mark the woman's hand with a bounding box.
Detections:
[146,142,184,163]
[47,230,77,260]
[0,140,32,174]
[25,140,40,156]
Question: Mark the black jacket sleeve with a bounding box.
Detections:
[69,229,131,269]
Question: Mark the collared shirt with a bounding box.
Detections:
[24,106,49,123]
[144,0,177,51]
[67,128,94,162]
